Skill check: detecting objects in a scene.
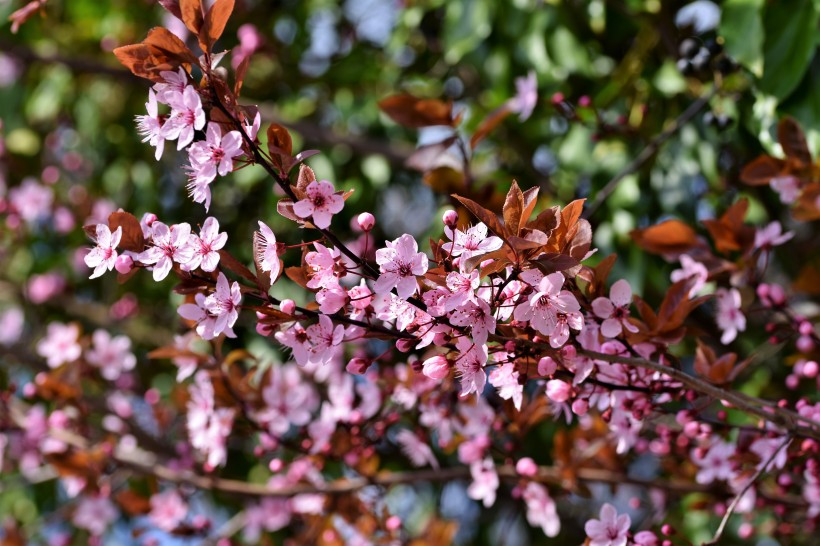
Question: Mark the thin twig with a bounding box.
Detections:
[583,86,718,219]
[704,435,792,545]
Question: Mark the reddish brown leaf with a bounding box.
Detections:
[777,117,812,167]
[157,0,182,19]
[793,182,820,221]
[424,166,465,194]
[378,94,454,128]
[702,198,754,254]
[296,163,317,194]
[520,187,540,226]
[502,181,525,237]
[266,122,293,170]
[527,205,560,234]
[285,266,311,289]
[108,211,145,252]
[739,155,785,186]
[217,250,256,283]
[179,0,204,35]
[452,194,508,241]
[470,104,511,149]
[113,44,166,82]
[143,27,198,65]
[233,53,251,97]
[630,219,699,256]
[530,253,580,274]
[202,0,234,49]
[694,341,737,385]
[116,490,152,516]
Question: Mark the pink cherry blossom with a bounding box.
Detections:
[513,272,579,337]
[140,221,195,281]
[256,363,318,437]
[395,429,439,469]
[153,67,189,104]
[523,482,560,537]
[454,338,487,398]
[488,362,523,410]
[316,280,348,314]
[508,70,538,121]
[84,224,122,279]
[584,503,631,546]
[771,175,801,204]
[185,217,226,272]
[306,314,345,366]
[178,293,220,340]
[188,123,244,180]
[467,457,498,507]
[442,222,503,262]
[292,179,345,229]
[444,269,480,312]
[754,221,794,250]
[374,233,429,299]
[692,439,735,484]
[26,272,66,304]
[36,322,81,368]
[187,370,235,469]
[72,495,117,536]
[204,272,242,338]
[161,85,205,150]
[592,279,639,338]
[305,242,341,289]
[549,308,584,348]
[449,298,496,346]
[422,355,450,380]
[243,498,292,543]
[254,221,281,280]
[149,490,188,532]
[135,89,165,160]
[715,287,745,344]
[275,322,313,366]
[670,254,709,297]
[85,329,136,381]
[0,307,24,346]
[9,178,53,224]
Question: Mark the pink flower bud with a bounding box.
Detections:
[346,357,372,375]
[442,209,458,227]
[545,379,571,403]
[768,283,786,306]
[797,335,815,353]
[799,321,814,336]
[802,360,818,378]
[550,92,565,105]
[422,355,450,380]
[515,457,538,477]
[571,399,588,416]
[785,374,799,389]
[578,95,592,108]
[268,458,283,472]
[537,356,557,376]
[114,255,133,274]
[357,212,375,231]
[396,338,415,352]
[385,516,402,532]
[280,299,296,314]
[142,212,158,226]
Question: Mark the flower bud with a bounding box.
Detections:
[114,255,133,275]
[571,399,588,416]
[797,335,815,353]
[280,299,296,315]
[442,209,458,227]
[802,360,818,378]
[422,355,450,380]
[545,379,571,403]
[386,515,402,532]
[515,457,538,477]
[346,357,372,375]
[357,212,375,231]
[537,356,557,376]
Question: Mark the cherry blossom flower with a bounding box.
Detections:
[693,439,735,484]
[749,436,788,472]
[442,222,503,262]
[178,293,219,340]
[670,254,709,297]
[0,307,24,346]
[513,272,579,337]
[243,498,292,543]
[8,178,53,224]
[523,482,560,537]
[444,269,480,312]
[305,242,341,289]
[188,123,244,181]
[771,175,801,204]
[715,287,745,344]
[488,362,523,410]
[27,272,66,304]
[449,298,496,346]
[592,279,639,338]
[584,503,631,546]
[254,221,281,280]
[85,329,137,381]
[149,490,188,532]
[454,339,487,398]
[374,233,429,299]
[467,457,498,507]
[549,309,584,348]
[316,280,348,314]
[185,216,226,272]
[83,224,122,279]
[161,85,205,150]
[306,315,345,366]
[153,67,188,104]
[395,429,439,469]
[422,355,450,380]
[292,179,345,229]
[135,89,165,160]
[507,70,538,121]
[754,221,794,251]
[187,370,235,469]
[204,272,242,338]
[72,495,117,537]
[275,322,313,366]
[140,221,195,282]
[256,364,318,437]
[36,322,82,368]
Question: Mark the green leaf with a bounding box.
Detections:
[759,0,819,100]
[719,0,764,77]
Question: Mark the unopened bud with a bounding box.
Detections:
[515,457,538,477]
[442,210,458,227]
[422,355,450,380]
[114,255,133,274]
[357,212,375,231]
[545,379,571,403]
[280,299,296,315]
[346,357,372,375]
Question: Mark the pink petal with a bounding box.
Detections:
[609,279,632,307]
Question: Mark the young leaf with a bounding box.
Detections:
[630,219,699,256]
[179,0,204,35]
[702,198,754,254]
[217,249,257,283]
[108,211,145,252]
[778,116,812,167]
[378,94,454,128]
[202,0,235,49]
[739,155,785,186]
[502,181,524,237]
[452,194,508,241]
[143,27,198,65]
